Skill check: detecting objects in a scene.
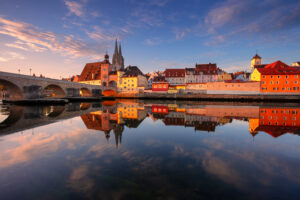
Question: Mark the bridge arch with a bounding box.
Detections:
[80,88,93,97]
[43,106,65,118]
[43,84,65,98]
[0,79,24,100]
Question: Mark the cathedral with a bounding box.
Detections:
[112,39,124,71]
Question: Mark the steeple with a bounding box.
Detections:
[112,39,125,71]
[112,39,119,66]
[118,43,124,70]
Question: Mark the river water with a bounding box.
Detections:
[0,100,300,200]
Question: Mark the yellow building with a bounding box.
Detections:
[118,66,148,93]
[250,68,261,81]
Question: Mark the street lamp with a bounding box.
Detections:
[18,69,20,74]
[29,68,32,76]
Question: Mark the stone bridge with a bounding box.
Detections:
[0,71,116,100]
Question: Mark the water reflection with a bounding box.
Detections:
[0,101,300,199]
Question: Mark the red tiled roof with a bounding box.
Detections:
[164,69,186,77]
[153,76,166,82]
[195,63,218,75]
[264,60,290,69]
[257,61,300,75]
[257,68,300,75]
[79,62,104,82]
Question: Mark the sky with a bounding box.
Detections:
[0,0,300,78]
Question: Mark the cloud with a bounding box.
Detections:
[0,17,106,59]
[144,38,161,46]
[86,26,115,42]
[65,0,84,17]
[174,28,191,40]
[0,51,25,62]
[129,5,164,27]
[149,0,169,7]
[204,35,226,46]
[201,0,300,45]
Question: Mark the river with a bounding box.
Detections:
[0,100,300,199]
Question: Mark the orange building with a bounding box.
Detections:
[251,60,300,93]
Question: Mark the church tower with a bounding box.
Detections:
[112,39,119,70]
[112,39,125,71]
[251,53,261,72]
[118,43,124,71]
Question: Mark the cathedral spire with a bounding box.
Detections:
[112,39,119,66]
[118,42,124,70]
[119,43,122,57]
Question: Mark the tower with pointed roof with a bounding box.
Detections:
[251,53,262,72]
[112,39,125,71]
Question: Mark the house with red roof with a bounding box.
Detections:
[164,68,186,85]
[250,60,300,93]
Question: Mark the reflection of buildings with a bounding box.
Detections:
[80,100,147,147]
[80,101,300,144]
[249,107,300,138]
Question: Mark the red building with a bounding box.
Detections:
[152,76,169,91]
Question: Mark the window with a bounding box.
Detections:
[270,81,273,84]
[286,81,289,84]
[286,75,289,78]
[262,81,266,84]
[292,110,298,114]
[263,75,266,79]
[282,87,285,91]
[278,75,280,78]
[295,81,298,84]
[271,75,273,78]
[296,75,298,78]
[276,81,279,84]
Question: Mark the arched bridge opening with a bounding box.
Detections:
[0,79,24,100]
[43,106,65,118]
[80,88,93,97]
[43,85,65,98]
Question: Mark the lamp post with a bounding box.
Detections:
[29,68,32,76]
[18,69,20,74]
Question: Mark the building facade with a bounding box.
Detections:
[152,76,169,92]
[251,60,300,93]
[78,53,112,86]
[164,69,186,85]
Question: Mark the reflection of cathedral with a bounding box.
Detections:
[80,100,147,147]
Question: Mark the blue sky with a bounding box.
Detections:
[0,0,300,78]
